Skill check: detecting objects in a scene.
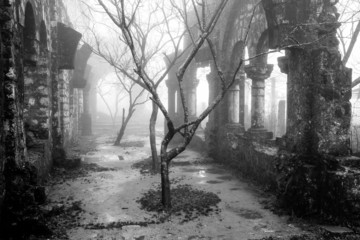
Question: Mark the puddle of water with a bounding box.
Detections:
[198,170,206,178]
[188,170,208,179]
[205,168,227,174]
[99,212,130,223]
[102,154,120,162]
[217,175,233,181]
[198,180,207,185]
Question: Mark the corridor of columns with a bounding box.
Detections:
[1,0,360,239]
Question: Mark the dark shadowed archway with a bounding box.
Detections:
[24,2,37,66]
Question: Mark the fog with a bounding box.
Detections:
[63,0,360,149]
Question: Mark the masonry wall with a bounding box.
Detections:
[0,0,84,229]
[0,0,27,219]
[205,0,360,226]
[215,127,278,189]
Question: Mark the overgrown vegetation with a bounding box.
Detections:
[137,184,221,223]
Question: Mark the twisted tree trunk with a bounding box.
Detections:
[149,101,159,170]
[114,107,135,146]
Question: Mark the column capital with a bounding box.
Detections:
[227,69,246,82]
[244,64,273,80]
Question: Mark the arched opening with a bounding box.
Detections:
[24,2,37,65]
[39,21,47,53]
[249,29,288,138]
[264,51,287,138]
[196,66,210,129]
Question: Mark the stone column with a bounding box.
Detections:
[165,69,178,133]
[269,77,277,134]
[49,21,65,165]
[225,71,245,133]
[239,71,246,128]
[184,63,198,120]
[206,61,219,130]
[204,61,220,158]
[89,79,98,121]
[227,75,240,124]
[277,100,286,137]
[244,64,273,139]
[81,83,92,136]
[184,79,199,120]
[166,79,177,119]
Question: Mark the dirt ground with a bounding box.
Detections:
[41,130,356,240]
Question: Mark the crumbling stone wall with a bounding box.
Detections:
[0,0,84,232]
[196,0,360,225]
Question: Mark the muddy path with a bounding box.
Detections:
[41,133,343,240]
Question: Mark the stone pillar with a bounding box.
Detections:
[244,104,250,130]
[227,76,240,124]
[205,61,220,157]
[277,100,286,137]
[50,22,62,151]
[184,79,199,120]
[89,81,97,118]
[58,69,72,146]
[225,71,245,133]
[239,71,246,128]
[269,77,277,134]
[166,80,177,119]
[206,61,219,130]
[184,64,198,120]
[165,67,178,133]
[244,64,273,139]
[81,83,92,136]
[283,48,352,155]
[24,61,52,141]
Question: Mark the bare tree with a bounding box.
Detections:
[85,0,341,209]
[97,77,125,127]
[94,0,248,209]
[113,70,148,146]
[82,0,188,171]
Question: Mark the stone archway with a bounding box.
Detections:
[23,2,37,66]
[212,0,357,220]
